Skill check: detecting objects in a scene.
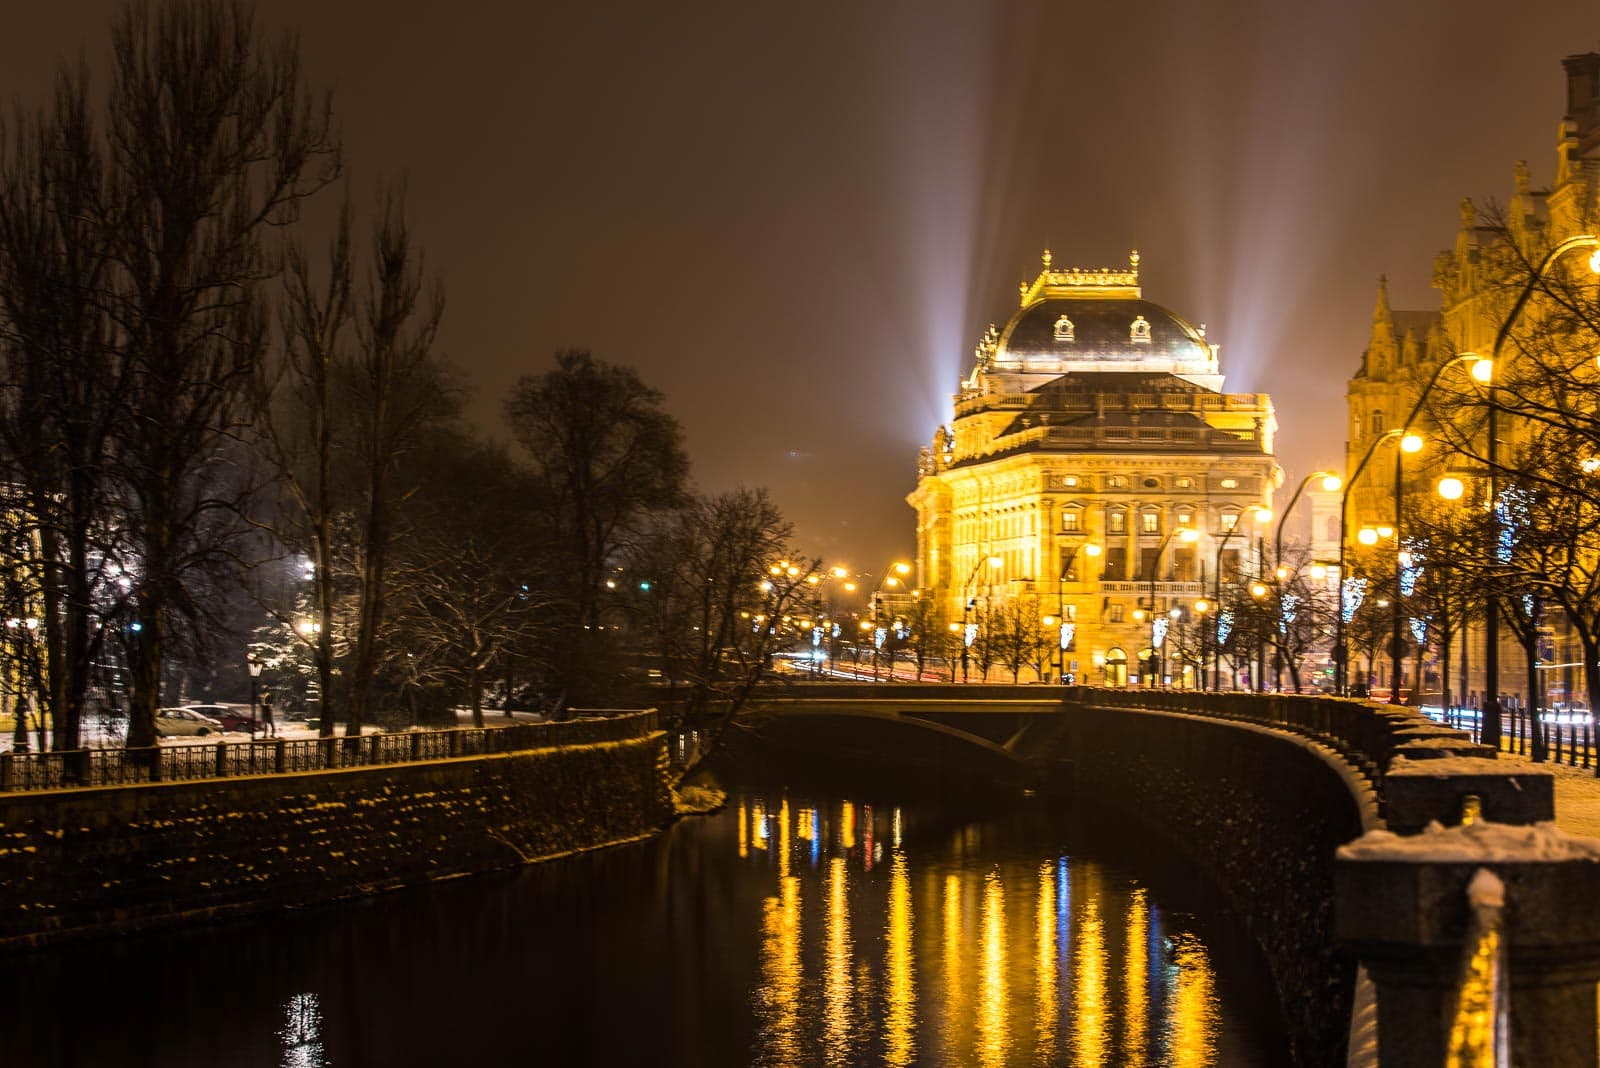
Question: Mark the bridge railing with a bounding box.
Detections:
[0,709,659,794]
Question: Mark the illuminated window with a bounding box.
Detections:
[1177,510,1193,526]
[1221,512,1239,531]
[1108,603,1125,623]
[1062,475,1078,487]
[1062,510,1081,532]
[1175,477,1193,489]
[1105,475,1127,489]
[1053,315,1075,342]
[1220,477,1239,489]
[1130,315,1152,344]
[1059,547,1080,582]
[1141,512,1159,534]
[1109,511,1127,534]
[1370,411,1385,434]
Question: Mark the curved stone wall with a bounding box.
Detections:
[1057,697,1378,1068]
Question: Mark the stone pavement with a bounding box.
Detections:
[1545,759,1600,838]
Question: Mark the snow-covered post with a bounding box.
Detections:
[1337,821,1600,1066]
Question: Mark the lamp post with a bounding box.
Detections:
[959,555,1002,683]
[1210,506,1270,690]
[870,561,912,682]
[1135,526,1197,687]
[248,658,263,741]
[1466,233,1600,748]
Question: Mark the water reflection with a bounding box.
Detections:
[279,993,327,1068]
[748,794,1251,1067]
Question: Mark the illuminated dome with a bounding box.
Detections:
[964,249,1223,392]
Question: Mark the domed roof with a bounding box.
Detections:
[964,249,1222,390]
[995,297,1210,366]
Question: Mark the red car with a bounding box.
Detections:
[183,704,255,732]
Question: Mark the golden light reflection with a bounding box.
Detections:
[1125,888,1149,1067]
[778,798,791,880]
[941,873,965,1060]
[1167,932,1218,1068]
[752,801,767,850]
[825,856,853,1065]
[892,806,903,849]
[978,870,1008,1068]
[1035,862,1058,1063]
[738,799,748,859]
[1073,867,1107,1067]
[840,801,856,851]
[758,875,802,1067]
[797,808,814,840]
[863,804,875,871]
[883,853,915,1066]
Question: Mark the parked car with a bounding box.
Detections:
[184,704,254,732]
[154,707,225,737]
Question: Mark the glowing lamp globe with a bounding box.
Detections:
[1358,528,1379,546]
[1321,474,1342,492]
[1471,358,1493,384]
[1437,476,1465,501]
[1400,433,1424,454]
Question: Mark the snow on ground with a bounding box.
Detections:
[1540,760,1600,840]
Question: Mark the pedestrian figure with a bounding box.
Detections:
[261,689,276,738]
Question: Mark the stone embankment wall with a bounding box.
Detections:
[0,728,671,951]
[1056,696,1377,1068]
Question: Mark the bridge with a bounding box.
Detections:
[726,681,1600,1068]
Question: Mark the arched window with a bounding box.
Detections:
[1130,315,1152,344]
[1053,315,1075,342]
[1104,648,1128,687]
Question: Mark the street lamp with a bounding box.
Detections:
[1142,526,1198,686]
[871,561,912,682]
[960,555,1002,683]
[1210,505,1270,690]
[1463,230,1600,748]
[248,658,263,741]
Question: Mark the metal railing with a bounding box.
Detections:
[0,710,659,794]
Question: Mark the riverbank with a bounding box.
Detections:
[0,713,670,953]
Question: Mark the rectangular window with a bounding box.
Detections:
[1062,511,1081,532]
[1173,547,1196,582]
[1139,548,1160,579]
[1103,547,1126,581]
[1141,512,1159,534]
[1059,546,1080,582]
[1108,603,1125,623]
[1062,475,1078,487]
[1220,477,1239,489]
[1109,512,1127,534]
[1177,510,1193,526]
[1221,512,1239,531]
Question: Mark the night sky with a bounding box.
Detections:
[7,1,1599,570]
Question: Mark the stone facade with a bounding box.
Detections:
[908,250,1280,687]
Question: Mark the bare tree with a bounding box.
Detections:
[505,351,688,707]
[103,0,338,751]
[0,68,126,752]
[341,186,448,737]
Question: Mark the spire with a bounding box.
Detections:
[1371,274,1392,325]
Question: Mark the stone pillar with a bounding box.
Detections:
[1337,823,1600,1067]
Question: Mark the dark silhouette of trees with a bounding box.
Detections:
[505,351,688,708]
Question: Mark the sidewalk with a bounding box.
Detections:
[1543,760,1600,838]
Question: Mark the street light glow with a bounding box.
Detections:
[1400,433,1423,454]
[1083,544,1102,557]
[1250,582,1268,598]
[1177,527,1199,542]
[1470,357,1493,383]
[1320,474,1342,492]
[1358,528,1379,546]
[1437,476,1465,500]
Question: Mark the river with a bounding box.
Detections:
[5,776,1287,1066]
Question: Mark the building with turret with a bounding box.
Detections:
[908,249,1280,687]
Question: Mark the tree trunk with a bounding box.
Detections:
[1439,630,1453,728]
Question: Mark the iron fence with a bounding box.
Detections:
[0,710,659,794]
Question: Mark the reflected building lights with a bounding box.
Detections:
[279,993,327,1068]
[863,804,874,871]
[1125,888,1149,1067]
[892,806,903,849]
[978,870,1008,1068]
[825,856,853,1065]
[1166,933,1218,1068]
[941,873,965,1061]
[778,798,791,879]
[758,873,803,1067]
[1074,867,1108,1068]
[883,852,916,1067]
[1035,862,1058,1062]
[738,799,748,859]
[840,801,856,851]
